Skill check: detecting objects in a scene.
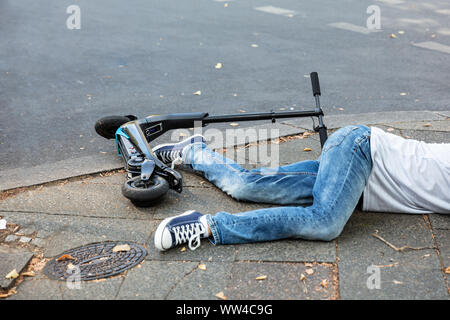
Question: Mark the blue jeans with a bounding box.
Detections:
[182,125,372,244]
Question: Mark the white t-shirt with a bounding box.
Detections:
[363,126,450,214]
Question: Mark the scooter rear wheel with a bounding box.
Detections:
[122,175,169,207]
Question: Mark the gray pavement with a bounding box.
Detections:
[0,113,449,300]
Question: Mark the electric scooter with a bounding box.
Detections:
[95,72,327,206]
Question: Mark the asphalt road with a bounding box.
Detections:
[0,0,449,171]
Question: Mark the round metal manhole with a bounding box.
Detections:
[44,241,147,281]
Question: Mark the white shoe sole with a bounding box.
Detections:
[154,210,196,251]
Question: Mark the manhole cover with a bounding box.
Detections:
[44,241,147,281]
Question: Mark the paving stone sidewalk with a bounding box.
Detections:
[0,113,449,300]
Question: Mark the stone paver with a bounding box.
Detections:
[282,111,445,131]
[147,239,236,263]
[433,229,450,269]
[117,261,198,299]
[0,153,123,191]
[235,239,336,263]
[388,120,450,132]
[429,213,450,270]
[0,246,34,289]
[61,277,124,300]
[8,278,62,300]
[19,237,31,243]
[0,180,155,220]
[220,122,305,149]
[226,261,336,300]
[235,136,322,167]
[4,235,19,242]
[429,213,450,230]
[166,262,233,300]
[337,211,448,299]
[9,273,124,300]
[400,130,450,144]
[31,238,46,247]
[0,211,154,257]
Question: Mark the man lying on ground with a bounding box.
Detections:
[150,125,449,251]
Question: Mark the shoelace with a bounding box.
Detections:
[161,150,181,162]
[173,222,206,251]
[160,150,183,168]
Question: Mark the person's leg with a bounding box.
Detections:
[154,140,320,251]
[183,143,319,205]
[204,125,372,244]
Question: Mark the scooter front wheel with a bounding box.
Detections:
[122,175,169,207]
[95,115,137,139]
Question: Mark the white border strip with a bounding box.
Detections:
[328,22,376,34]
[254,6,297,17]
[412,41,450,55]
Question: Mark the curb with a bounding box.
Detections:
[0,153,123,192]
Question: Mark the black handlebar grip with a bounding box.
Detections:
[310,72,321,96]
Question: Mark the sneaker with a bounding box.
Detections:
[152,134,205,167]
[154,210,208,251]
